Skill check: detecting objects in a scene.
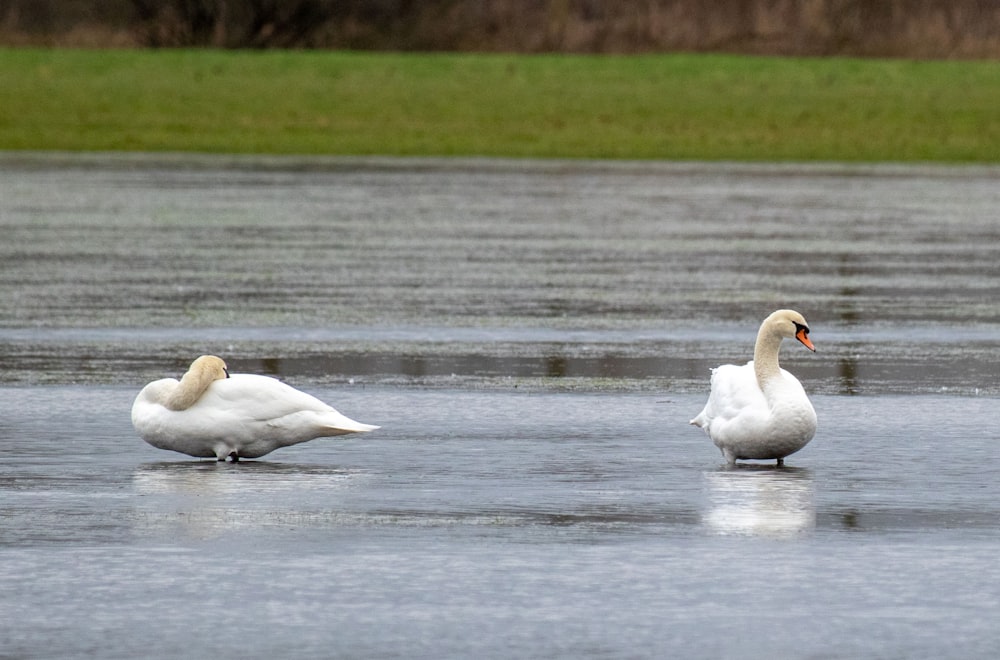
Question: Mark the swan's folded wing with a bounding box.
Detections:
[692,363,768,431]
[198,374,374,427]
[271,409,380,435]
[709,363,766,413]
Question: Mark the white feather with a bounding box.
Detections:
[132,357,378,460]
[690,310,817,465]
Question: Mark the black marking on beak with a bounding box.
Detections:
[793,322,816,351]
[224,368,230,378]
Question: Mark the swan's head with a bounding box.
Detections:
[765,310,815,352]
[188,355,230,381]
[161,355,230,411]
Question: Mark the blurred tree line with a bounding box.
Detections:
[1,0,998,57]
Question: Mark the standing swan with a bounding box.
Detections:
[132,355,379,461]
[690,310,817,466]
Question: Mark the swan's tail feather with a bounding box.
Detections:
[336,422,380,433]
[318,411,380,435]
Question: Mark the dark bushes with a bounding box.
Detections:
[2,0,999,58]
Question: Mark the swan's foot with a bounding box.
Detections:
[776,457,785,467]
[228,451,240,463]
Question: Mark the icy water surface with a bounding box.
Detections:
[1,154,1000,658]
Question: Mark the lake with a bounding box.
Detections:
[1,153,999,658]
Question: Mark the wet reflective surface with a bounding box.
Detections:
[2,154,1000,658]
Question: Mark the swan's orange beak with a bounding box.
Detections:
[796,327,816,352]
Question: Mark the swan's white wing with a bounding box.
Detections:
[691,362,770,439]
[202,374,332,414]
[705,363,765,419]
[198,374,379,434]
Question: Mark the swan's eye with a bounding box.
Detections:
[794,322,809,336]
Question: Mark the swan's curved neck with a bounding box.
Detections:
[753,322,783,390]
[163,368,216,411]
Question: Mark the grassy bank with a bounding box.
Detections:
[1,48,998,161]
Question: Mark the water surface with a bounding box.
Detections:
[1,154,999,658]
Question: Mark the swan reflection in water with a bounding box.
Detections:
[702,465,815,537]
[131,461,359,538]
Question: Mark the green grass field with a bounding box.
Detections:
[1,48,998,161]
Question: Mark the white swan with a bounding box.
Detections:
[690,310,817,466]
[132,355,379,461]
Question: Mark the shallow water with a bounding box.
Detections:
[1,154,1000,658]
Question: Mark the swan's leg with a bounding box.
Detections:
[776,457,784,467]
[228,451,240,463]
[722,447,737,466]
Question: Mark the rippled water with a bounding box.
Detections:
[1,154,1000,658]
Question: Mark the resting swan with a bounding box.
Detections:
[132,355,379,461]
[690,310,817,466]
